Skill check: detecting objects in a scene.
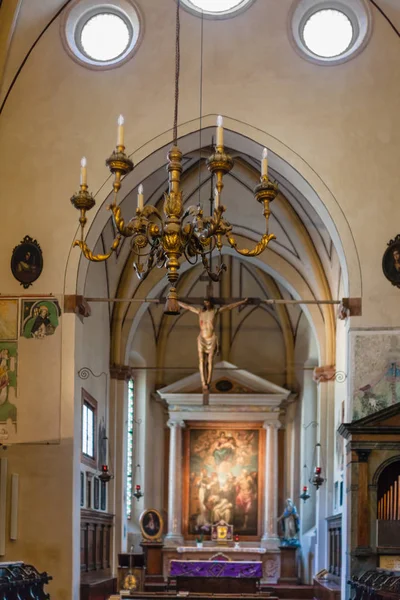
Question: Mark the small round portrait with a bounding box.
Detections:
[139,509,163,541]
[11,236,43,289]
[383,238,400,288]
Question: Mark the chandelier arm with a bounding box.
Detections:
[133,246,157,281]
[200,250,226,282]
[110,204,134,237]
[73,236,121,262]
[226,232,276,257]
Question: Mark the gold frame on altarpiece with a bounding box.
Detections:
[182,421,265,541]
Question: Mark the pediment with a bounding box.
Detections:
[157,362,291,418]
[339,403,400,439]
[158,361,290,397]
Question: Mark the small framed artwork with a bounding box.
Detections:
[11,236,43,289]
[383,235,400,288]
[139,509,163,541]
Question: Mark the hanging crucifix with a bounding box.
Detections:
[178,297,248,400]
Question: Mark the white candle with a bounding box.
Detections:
[216,115,224,148]
[117,114,124,147]
[80,157,87,186]
[262,147,268,177]
[214,187,220,210]
[138,183,144,210]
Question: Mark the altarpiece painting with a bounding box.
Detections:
[183,424,264,538]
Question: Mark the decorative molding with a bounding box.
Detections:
[355,449,371,463]
[64,294,91,318]
[313,365,336,383]
[109,364,133,381]
[338,297,362,320]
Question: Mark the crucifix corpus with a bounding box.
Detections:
[178,298,248,394]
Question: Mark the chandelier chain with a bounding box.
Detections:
[173,0,181,145]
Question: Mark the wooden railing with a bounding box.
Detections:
[326,514,342,577]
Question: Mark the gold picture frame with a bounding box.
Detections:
[139,508,164,541]
[182,421,265,540]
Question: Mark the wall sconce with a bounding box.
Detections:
[133,464,143,501]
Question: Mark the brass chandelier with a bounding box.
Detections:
[70,0,278,315]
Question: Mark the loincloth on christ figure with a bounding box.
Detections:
[197,333,219,356]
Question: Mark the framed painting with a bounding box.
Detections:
[139,509,163,541]
[183,422,265,540]
[11,236,43,289]
[383,234,400,288]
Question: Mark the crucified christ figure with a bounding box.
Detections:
[178,298,248,391]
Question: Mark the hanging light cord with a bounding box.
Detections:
[173,0,181,146]
[198,9,204,207]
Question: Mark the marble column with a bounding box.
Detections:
[262,421,281,547]
[165,420,185,546]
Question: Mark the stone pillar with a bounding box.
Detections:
[165,420,185,546]
[262,421,280,547]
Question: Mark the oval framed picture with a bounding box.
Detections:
[139,509,163,541]
[383,235,400,288]
[11,236,43,289]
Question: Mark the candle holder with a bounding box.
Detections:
[300,485,311,503]
[133,484,143,501]
[99,464,114,484]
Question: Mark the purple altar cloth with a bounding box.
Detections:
[170,560,262,579]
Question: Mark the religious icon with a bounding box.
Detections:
[178,298,248,391]
[186,427,260,537]
[383,235,400,288]
[277,498,300,547]
[21,299,61,339]
[0,300,18,340]
[139,509,163,541]
[0,342,17,426]
[11,236,43,289]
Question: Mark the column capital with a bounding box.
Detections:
[313,365,336,383]
[263,420,281,430]
[167,419,186,429]
[355,449,371,463]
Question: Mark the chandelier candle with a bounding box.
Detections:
[117,114,125,148]
[80,157,87,186]
[262,148,268,178]
[214,187,220,210]
[137,184,144,211]
[216,115,224,149]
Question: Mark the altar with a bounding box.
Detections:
[163,546,281,585]
[170,558,262,593]
[158,363,291,586]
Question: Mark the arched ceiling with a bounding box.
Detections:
[80,129,345,376]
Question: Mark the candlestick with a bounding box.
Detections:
[216,115,224,148]
[261,147,268,178]
[138,184,144,210]
[80,157,87,186]
[117,114,124,147]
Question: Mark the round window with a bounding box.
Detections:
[79,12,131,62]
[181,0,255,18]
[303,9,353,58]
[61,0,142,70]
[289,0,372,65]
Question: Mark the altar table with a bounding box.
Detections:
[170,560,262,593]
